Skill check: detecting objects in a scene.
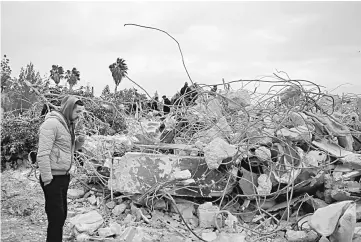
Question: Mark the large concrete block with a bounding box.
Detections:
[108,152,236,197]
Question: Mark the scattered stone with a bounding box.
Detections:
[69,210,104,234]
[171,169,191,180]
[198,202,219,228]
[160,234,184,242]
[106,201,116,209]
[170,199,194,220]
[285,230,318,242]
[202,231,217,242]
[76,233,91,241]
[67,211,77,218]
[118,226,153,242]
[68,189,85,199]
[112,203,127,216]
[109,221,123,236]
[118,226,137,241]
[87,195,97,205]
[123,214,134,225]
[83,191,92,199]
[305,150,326,167]
[98,227,114,238]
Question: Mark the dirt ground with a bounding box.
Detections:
[1,167,278,242]
[0,167,74,242]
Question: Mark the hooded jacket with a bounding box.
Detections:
[37,96,84,184]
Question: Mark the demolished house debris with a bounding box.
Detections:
[4,59,361,241]
[52,77,361,241]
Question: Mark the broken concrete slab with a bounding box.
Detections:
[276,126,312,142]
[69,210,104,234]
[309,200,355,237]
[329,201,356,242]
[109,152,236,197]
[198,202,220,228]
[225,89,251,110]
[238,168,258,197]
[82,134,134,162]
[204,137,237,169]
[170,199,195,220]
[98,227,114,238]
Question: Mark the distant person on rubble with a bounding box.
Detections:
[211,85,217,93]
[37,96,86,242]
[151,96,160,111]
[180,82,192,105]
[162,95,171,115]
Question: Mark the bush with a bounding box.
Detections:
[1,113,43,169]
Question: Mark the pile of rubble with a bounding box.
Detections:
[72,81,361,241]
[5,79,361,241]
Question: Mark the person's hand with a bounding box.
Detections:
[44,179,52,186]
[77,135,86,143]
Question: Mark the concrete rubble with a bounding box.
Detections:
[69,85,361,241]
[5,82,361,241]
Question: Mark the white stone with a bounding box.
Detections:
[87,195,97,205]
[112,204,127,216]
[68,189,85,199]
[69,210,104,234]
[109,221,123,235]
[171,169,191,180]
[202,231,218,242]
[204,138,237,169]
[106,201,116,209]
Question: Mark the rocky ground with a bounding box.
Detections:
[1,167,284,242]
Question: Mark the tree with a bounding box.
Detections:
[101,85,111,97]
[109,58,128,93]
[17,63,42,113]
[65,67,80,91]
[50,65,64,86]
[1,55,12,93]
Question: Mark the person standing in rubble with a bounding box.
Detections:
[180,82,191,105]
[37,96,86,242]
[162,95,171,115]
[151,96,160,111]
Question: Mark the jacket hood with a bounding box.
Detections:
[60,96,80,127]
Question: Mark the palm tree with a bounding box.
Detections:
[109,58,128,94]
[65,67,80,91]
[49,65,64,86]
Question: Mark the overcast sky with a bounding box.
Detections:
[1,1,361,97]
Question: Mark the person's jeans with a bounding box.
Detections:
[40,174,70,242]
